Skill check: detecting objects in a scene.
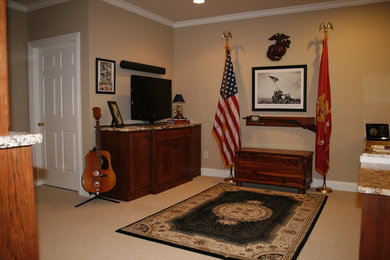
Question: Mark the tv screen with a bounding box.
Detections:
[131,75,172,124]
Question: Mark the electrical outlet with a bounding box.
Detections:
[204,151,208,159]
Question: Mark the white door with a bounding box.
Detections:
[28,33,82,191]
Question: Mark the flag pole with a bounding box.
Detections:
[316,21,333,194]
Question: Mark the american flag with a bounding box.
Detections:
[212,44,241,168]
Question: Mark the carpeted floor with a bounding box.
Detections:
[35,176,362,260]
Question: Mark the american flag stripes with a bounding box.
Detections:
[212,44,241,168]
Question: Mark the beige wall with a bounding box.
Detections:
[174,2,390,182]
[10,0,174,158]
[7,1,390,184]
[26,0,90,155]
[88,1,174,127]
[7,8,29,131]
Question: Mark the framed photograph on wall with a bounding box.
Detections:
[252,65,307,112]
[107,101,124,127]
[96,58,116,94]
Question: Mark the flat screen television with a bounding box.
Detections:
[131,75,172,124]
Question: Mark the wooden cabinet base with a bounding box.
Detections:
[234,148,313,194]
[0,147,39,259]
[359,193,390,260]
[101,125,201,201]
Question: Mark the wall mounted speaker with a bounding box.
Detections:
[120,60,166,74]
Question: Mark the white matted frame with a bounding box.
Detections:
[252,65,307,112]
[96,58,116,94]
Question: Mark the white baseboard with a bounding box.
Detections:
[311,178,358,192]
[201,168,358,193]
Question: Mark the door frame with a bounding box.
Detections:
[28,32,82,193]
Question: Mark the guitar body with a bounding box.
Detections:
[81,107,116,194]
[82,150,116,194]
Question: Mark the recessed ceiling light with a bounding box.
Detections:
[193,0,205,4]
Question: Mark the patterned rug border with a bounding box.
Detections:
[116,183,328,259]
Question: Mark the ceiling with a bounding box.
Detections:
[5,0,362,21]
[8,0,388,24]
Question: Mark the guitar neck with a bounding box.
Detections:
[95,120,102,159]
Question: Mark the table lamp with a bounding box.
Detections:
[173,94,185,119]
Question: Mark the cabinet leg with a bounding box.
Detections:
[299,189,305,194]
[236,182,242,186]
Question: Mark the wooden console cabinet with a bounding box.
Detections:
[234,148,313,193]
[100,124,201,201]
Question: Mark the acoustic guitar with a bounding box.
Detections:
[82,107,116,194]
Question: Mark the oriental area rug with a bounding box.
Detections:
[117,183,327,260]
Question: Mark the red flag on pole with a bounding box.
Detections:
[315,35,332,177]
[212,43,241,168]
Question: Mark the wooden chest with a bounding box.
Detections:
[234,148,313,193]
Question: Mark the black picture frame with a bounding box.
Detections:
[252,65,307,112]
[365,123,389,140]
[107,101,124,127]
[96,58,116,94]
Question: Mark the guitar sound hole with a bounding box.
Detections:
[101,155,109,170]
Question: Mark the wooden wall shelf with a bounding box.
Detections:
[244,116,316,133]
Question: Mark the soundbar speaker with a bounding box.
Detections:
[120,60,166,74]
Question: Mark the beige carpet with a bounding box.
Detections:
[35,176,362,260]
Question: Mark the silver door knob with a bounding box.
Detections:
[37,122,44,127]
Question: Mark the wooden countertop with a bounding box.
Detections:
[358,140,390,196]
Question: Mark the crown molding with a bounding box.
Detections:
[174,0,390,28]
[101,0,174,27]
[6,1,28,12]
[7,0,70,12]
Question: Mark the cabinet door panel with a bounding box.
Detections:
[176,138,190,179]
[100,131,129,199]
[155,142,176,185]
[129,131,151,191]
[190,126,201,177]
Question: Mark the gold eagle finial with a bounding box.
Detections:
[319,21,333,34]
[221,31,232,43]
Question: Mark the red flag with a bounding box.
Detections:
[212,43,241,168]
[315,35,332,176]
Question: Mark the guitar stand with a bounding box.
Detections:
[75,193,120,208]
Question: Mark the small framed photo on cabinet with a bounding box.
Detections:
[107,101,124,127]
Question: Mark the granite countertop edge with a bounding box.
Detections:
[0,132,43,149]
[100,122,201,132]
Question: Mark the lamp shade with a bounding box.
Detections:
[173,94,185,103]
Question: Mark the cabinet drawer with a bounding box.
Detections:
[156,128,191,142]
